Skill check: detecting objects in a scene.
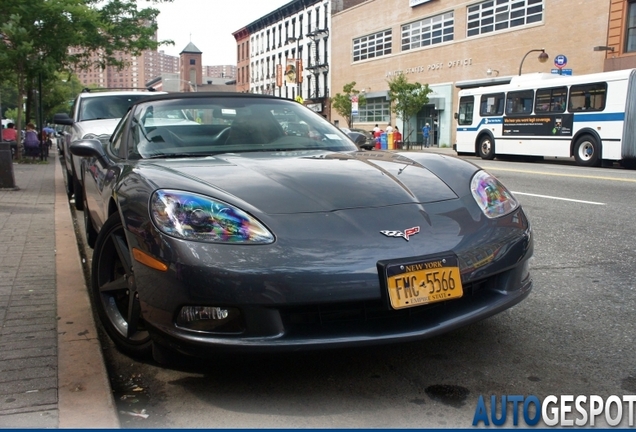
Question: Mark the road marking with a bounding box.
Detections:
[511,191,606,206]
[483,167,636,183]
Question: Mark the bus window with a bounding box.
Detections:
[535,86,567,113]
[480,93,504,116]
[506,90,534,115]
[458,96,474,125]
[569,82,607,112]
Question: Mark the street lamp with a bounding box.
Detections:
[518,49,549,75]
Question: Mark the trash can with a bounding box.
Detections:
[0,142,17,189]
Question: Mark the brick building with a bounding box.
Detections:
[329,0,631,147]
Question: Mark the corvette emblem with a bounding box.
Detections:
[380,226,420,241]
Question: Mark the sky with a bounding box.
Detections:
[149,0,292,65]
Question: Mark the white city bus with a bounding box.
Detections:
[454,69,636,168]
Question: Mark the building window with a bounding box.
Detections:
[402,11,454,51]
[467,0,543,38]
[627,1,636,52]
[189,59,196,65]
[353,29,392,62]
[356,97,390,123]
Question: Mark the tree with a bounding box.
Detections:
[331,81,366,128]
[387,74,432,149]
[0,0,172,158]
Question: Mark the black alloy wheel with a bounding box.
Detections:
[92,213,151,357]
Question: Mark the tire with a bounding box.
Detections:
[477,135,495,160]
[83,192,98,249]
[72,172,84,210]
[91,213,152,357]
[65,169,74,200]
[573,135,600,167]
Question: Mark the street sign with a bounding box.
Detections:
[551,68,572,76]
[554,54,568,69]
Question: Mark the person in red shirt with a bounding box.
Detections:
[2,123,17,142]
[373,128,383,149]
[393,126,403,149]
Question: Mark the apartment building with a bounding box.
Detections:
[235,0,332,118]
[329,0,631,147]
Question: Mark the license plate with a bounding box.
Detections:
[385,256,463,310]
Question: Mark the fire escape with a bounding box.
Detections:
[305,26,329,101]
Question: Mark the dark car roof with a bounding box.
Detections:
[128,92,282,107]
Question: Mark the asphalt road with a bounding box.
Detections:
[72,154,636,428]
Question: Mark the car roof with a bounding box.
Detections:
[77,90,164,99]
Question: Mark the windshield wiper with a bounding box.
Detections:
[144,153,198,159]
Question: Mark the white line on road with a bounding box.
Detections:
[511,191,606,205]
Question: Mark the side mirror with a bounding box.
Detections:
[53,113,73,126]
[70,139,109,168]
[453,112,459,120]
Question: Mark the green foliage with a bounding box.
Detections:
[0,0,173,157]
[387,74,432,146]
[331,81,366,128]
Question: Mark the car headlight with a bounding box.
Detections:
[82,133,110,146]
[470,170,518,218]
[150,189,275,244]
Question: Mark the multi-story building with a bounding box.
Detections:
[204,65,237,79]
[233,27,251,93]
[330,0,632,147]
[235,0,332,118]
[604,1,636,71]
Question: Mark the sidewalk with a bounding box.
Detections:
[0,156,119,428]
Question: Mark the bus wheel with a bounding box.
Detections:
[574,135,600,167]
[478,135,495,160]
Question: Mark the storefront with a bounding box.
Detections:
[330,0,610,147]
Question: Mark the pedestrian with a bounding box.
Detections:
[2,122,19,158]
[23,123,40,158]
[385,124,393,133]
[373,127,383,149]
[393,126,402,149]
[422,122,431,148]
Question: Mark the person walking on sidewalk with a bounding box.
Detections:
[422,123,431,148]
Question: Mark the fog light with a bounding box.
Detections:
[176,306,244,333]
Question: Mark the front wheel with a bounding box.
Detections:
[91,213,151,357]
[573,135,600,167]
[477,135,495,160]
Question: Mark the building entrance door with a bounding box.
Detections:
[416,105,437,148]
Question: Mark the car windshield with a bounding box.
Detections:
[79,94,151,121]
[129,96,358,159]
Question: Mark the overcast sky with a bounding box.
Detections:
[149,0,292,65]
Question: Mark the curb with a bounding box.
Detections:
[54,159,120,428]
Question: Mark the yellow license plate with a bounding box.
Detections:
[386,256,463,310]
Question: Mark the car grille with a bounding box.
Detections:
[280,280,488,336]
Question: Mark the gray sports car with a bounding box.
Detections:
[70,93,533,363]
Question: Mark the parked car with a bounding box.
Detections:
[53,89,162,210]
[70,92,533,363]
[340,127,375,150]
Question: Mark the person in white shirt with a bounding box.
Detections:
[385,124,393,133]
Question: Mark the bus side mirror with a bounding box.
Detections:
[453,112,458,120]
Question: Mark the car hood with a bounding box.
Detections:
[144,151,460,215]
[75,118,120,138]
